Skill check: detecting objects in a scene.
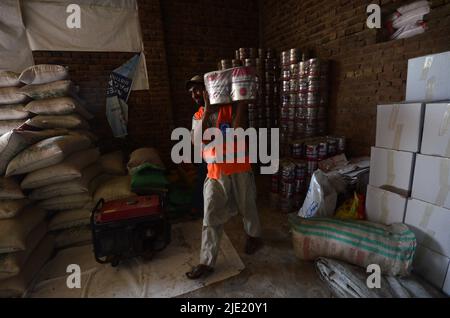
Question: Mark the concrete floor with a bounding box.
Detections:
[183,176,333,298]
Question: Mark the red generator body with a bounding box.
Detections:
[91,195,171,266]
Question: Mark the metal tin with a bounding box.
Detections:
[282,81,290,93]
[307,160,318,176]
[305,142,319,160]
[327,138,337,156]
[289,78,299,92]
[290,63,299,78]
[292,142,303,159]
[221,59,232,70]
[295,160,307,179]
[281,70,291,80]
[318,140,328,160]
[290,48,301,64]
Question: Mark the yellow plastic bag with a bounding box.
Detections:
[335,192,365,220]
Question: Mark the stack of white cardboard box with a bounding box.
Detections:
[367,51,450,296]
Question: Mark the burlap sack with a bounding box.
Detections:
[0,128,68,175]
[19,64,69,85]
[6,135,91,177]
[21,148,100,190]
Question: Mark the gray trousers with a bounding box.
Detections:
[200,171,261,267]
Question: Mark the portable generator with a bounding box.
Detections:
[90,195,171,266]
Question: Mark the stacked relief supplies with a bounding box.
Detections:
[13,65,101,252]
[0,68,68,297]
[0,71,31,136]
[366,51,450,296]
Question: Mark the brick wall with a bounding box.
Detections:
[160,0,259,129]
[261,0,450,156]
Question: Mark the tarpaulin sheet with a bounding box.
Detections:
[0,0,34,72]
[26,221,245,298]
[1,0,149,90]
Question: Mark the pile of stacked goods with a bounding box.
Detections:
[0,65,96,297]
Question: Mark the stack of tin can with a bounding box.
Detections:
[279,48,302,156]
[221,48,279,130]
[278,159,296,213]
[296,58,329,138]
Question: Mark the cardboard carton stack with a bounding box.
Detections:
[367,51,450,295]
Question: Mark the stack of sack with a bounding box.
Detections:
[0,71,31,135]
[91,147,166,203]
[11,64,102,251]
[0,177,54,298]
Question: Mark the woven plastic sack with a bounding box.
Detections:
[0,104,30,120]
[39,193,93,212]
[49,207,92,232]
[0,71,21,88]
[0,199,30,220]
[0,235,54,298]
[0,128,68,175]
[25,114,90,130]
[6,135,91,177]
[19,64,69,85]
[25,97,93,119]
[0,222,47,280]
[289,214,417,277]
[0,87,28,105]
[0,120,26,135]
[0,206,47,253]
[19,80,75,100]
[0,177,25,200]
[127,147,165,174]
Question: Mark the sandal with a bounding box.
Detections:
[186,264,214,279]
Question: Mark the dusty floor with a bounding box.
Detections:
[182,176,333,298]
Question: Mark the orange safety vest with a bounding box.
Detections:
[202,105,252,179]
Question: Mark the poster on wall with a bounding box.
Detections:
[106,54,141,138]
